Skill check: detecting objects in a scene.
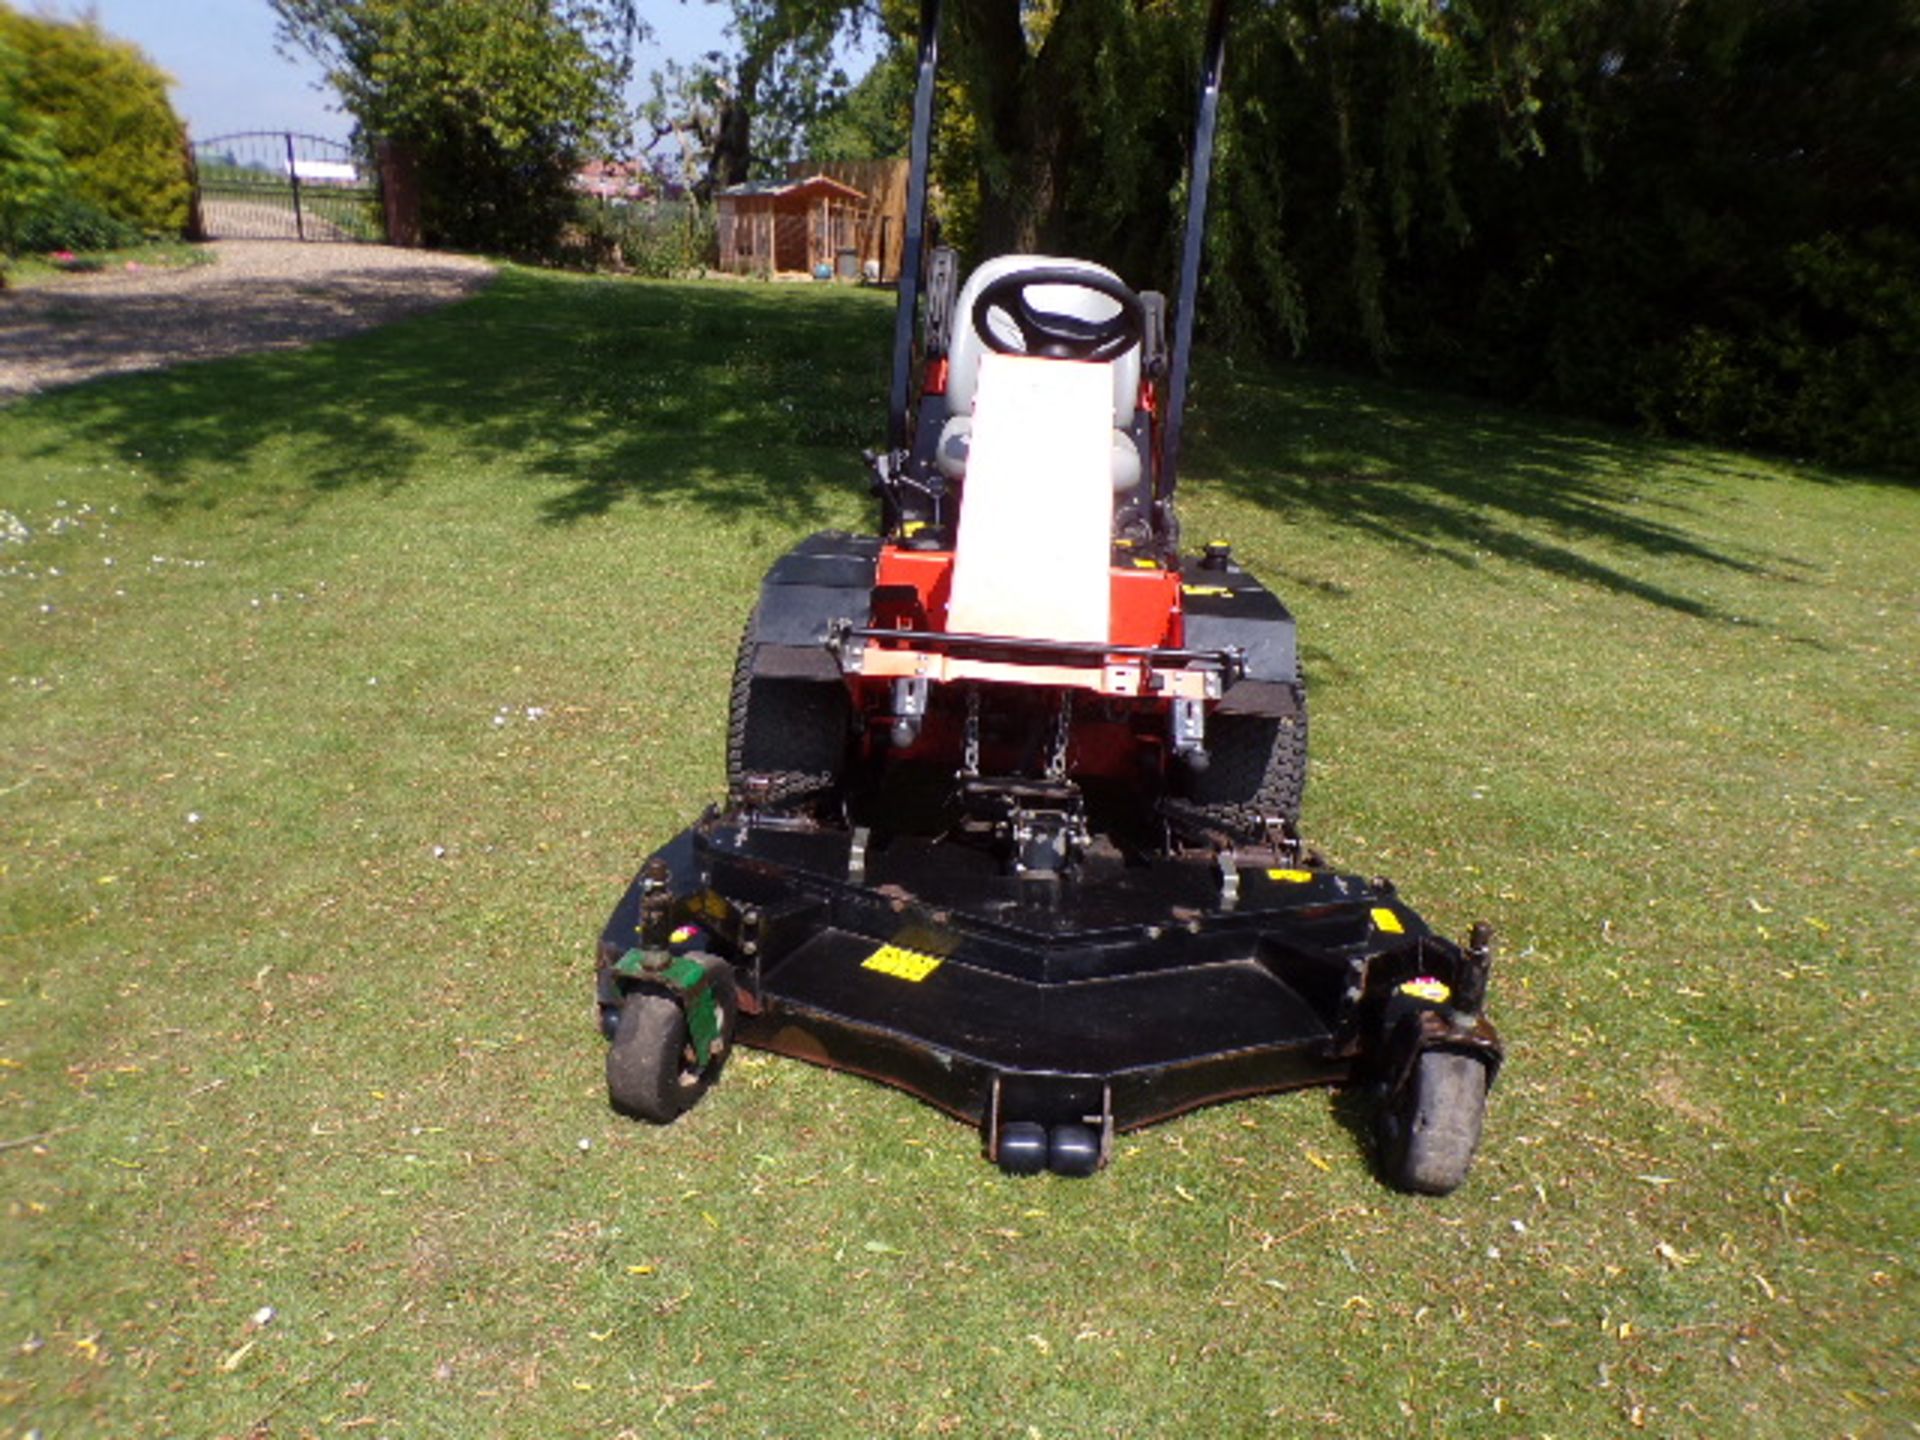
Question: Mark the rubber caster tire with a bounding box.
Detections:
[996,1121,1048,1175]
[1377,1050,1488,1196]
[606,992,725,1124]
[1048,1123,1101,1177]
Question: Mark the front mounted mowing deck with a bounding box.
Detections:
[598,806,1500,1185]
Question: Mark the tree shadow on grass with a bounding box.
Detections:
[5,269,1832,622]
[1186,360,1821,623]
[7,268,894,528]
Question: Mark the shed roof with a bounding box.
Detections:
[719,174,866,203]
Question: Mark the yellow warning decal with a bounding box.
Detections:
[1131,558,1159,569]
[1267,868,1314,883]
[1371,907,1406,935]
[1181,584,1232,597]
[863,944,943,983]
[1398,977,1451,1003]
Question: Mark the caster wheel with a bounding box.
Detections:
[1377,1050,1489,1195]
[996,1121,1048,1175]
[1048,1123,1101,1177]
[606,988,731,1124]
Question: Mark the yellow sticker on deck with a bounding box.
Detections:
[1182,584,1232,598]
[1371,907,1406,934]
[862,944,944,983]
[1267,868,1314,883]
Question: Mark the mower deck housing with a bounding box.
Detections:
[598,805,1499,1157]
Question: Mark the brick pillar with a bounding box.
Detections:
[182,128,207,242]
[378,138,422,247]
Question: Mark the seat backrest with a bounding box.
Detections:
[945,352,1114,643]
[945,255,1141,426]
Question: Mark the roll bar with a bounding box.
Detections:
[886,0,945,452]
[1156,0,1230,508]
[884,0,1232,504]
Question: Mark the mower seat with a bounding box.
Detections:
[945,351,1115,643]
[936,255,1143,495]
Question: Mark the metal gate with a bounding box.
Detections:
[190,132,385,242]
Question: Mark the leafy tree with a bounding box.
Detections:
[645,0,872,199]
[0,32,70,273]
[805,36,911,160]
[938,0,1169,255]
[1324,0,1920,471]
[0,5,191,239]
[796,0,1549,268]
[271,0,643,254]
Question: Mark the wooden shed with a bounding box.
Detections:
[785,159,911,281]
[716,174,868,277]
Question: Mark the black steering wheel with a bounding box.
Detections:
[971,267,1146,364]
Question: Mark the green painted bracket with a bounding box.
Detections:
[614,948,723,1072]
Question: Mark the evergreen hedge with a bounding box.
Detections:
[0,5,190,250]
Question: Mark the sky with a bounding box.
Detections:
[67,0,739,145]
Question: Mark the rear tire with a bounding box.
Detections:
[1178,685,1307,836]
[726,604,851,808]
[1377,1050,1488,1195]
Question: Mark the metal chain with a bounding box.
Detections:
[1046,691,1073,780]
[962,687,981,777]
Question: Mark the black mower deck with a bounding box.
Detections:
[598,812,1491,1142]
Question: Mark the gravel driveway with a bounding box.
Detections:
[0,240,495,402]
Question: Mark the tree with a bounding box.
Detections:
[805,36,911,160]
[0,5,191,239]
[0,32,70,272]
[645,0,873,200]
[940,0,1148,255]
[271,0,643,253]
[1271,0,1920,471]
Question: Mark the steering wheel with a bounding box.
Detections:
[971,267,1146,364]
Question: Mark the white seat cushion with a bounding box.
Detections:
[946,353,1114,643]
[937,414,1139,495]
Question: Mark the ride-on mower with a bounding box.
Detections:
[594,0,1502,1190]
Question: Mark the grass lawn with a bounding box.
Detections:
[3,240,215,289]
[1,266,1914,1437]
